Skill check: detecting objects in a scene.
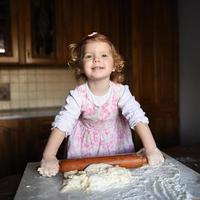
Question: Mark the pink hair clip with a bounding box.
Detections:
[88,32,98,37]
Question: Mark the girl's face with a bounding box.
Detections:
[82,41,114,82]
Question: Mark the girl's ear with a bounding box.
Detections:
[112,68,115,72]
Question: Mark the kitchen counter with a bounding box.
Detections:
[0,107,60,120]
[14,154,200,200]
[164,144,200,174]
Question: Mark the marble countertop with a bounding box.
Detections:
[0,107,60,120]
[164,145,200,174]
[14,154,200,200]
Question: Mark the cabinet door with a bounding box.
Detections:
[130,0,179,148]
[0,120,19,178]
[0,0,19,63]
[26,117,52,161]
[24,0,63,64]
[28,117,66,161]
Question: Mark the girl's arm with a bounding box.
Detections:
[135,122,156,152]
[43,128,65,159]
[118,85,149,128]
[38,88,82,177]
[135,122,164,166]
[118,85,164,166]
[38,128,65,177]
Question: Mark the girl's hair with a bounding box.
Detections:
[67,32,125,83]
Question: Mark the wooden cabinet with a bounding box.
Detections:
[0,120,19,178]
[0,116,66,178]
[0,0,133,65]
[26,117,53,161]
[130,0,179,149]
[27,117,65,161]
[0,0,64,64]
[23,0,63,64]
[0,0,19,63]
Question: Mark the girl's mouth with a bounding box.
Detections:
[91,66,104,70]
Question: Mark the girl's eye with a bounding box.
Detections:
[84,54,92,59]
[102,54,108,57]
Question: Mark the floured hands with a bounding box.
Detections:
[146,148,164,167]
[37,157,59,177]
[137,148,164,167]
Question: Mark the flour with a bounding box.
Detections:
[60,159,200,200]
[60,164,132,192]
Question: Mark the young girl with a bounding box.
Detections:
[38,32,164,177]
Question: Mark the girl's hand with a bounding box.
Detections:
[37,156,59,177]
[145,148,164,167]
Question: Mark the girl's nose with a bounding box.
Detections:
[94,56,100,62]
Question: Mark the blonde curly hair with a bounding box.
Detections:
[67,32,125,84]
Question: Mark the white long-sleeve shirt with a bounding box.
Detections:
[52,82,149,136]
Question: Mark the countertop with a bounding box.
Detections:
[0,107,60,120]
[14,154,200,200]
[164,144,200,174]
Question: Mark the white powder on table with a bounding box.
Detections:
[60,159,200,200]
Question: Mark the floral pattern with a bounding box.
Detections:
[67,83,134,158]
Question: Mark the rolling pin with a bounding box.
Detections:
[60,153,147,172]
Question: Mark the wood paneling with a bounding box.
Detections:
[0,116,66,178]
[131,0,179,148]
[0,120,18,177]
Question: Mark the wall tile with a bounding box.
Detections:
[0,67,76,110]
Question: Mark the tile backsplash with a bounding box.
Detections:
[0,67,76,110]
[0,83,10,101]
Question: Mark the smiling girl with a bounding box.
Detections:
[38,32,164,177]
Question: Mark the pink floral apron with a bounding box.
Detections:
[67,83,134,158]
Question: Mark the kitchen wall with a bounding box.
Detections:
[0,67,76,110]
[178,0,200,145]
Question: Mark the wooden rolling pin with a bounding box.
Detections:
[60,153,147,172]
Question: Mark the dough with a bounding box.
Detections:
[59,160,199,199]
[60,163,132,192]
